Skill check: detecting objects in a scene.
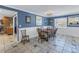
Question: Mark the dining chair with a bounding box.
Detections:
[52,28,58,40]
[21,30,30,44]
[53,28,58,37]
[37,28,48,43]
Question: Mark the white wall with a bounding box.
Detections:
[57,27,79,38]
[19,26,52,41]
[18,26,79,41]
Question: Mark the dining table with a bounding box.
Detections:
[37,28,57,42]
[41,28,56,38]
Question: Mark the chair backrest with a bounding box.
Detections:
[37,28,44,37]
[21,30,26,37]
[37,28,41,35]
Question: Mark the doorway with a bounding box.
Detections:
[0,8,18,52]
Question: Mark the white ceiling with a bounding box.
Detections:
[0,8,17,19]
[4,5,79,17]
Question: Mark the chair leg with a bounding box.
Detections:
[21,40,26,45]
[26,36,30,42]
[46,38,48,41]
[38,37,40,42]
[38,37,43,43]
[53,35,56,40]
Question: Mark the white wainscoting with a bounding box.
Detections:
[57,27,79,38]
[19,26,52,41]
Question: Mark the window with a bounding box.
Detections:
[68,16,79,27]
[55,18,67,28]
[36,16,42,26]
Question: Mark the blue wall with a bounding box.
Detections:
[42,17,49,26]
[44,17,54,27]
[18,11,36,28]
[18,11,48,28]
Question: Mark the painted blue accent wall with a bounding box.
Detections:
[44,17,54,26]
[42,17,49,26]
[18,11,48,28]
[18,11,36,28]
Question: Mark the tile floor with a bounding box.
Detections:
[0,34,17,52]
[1,34,79,53]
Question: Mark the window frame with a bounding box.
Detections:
[35,16,43,26]
[54,17,67,28]
[67,15,79,27]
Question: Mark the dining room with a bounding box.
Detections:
[0,5,79,53]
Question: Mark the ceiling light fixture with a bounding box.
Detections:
[45,10,53,16]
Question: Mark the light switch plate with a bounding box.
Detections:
[19,25,21,27]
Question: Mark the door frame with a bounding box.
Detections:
[13,12,19,42]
